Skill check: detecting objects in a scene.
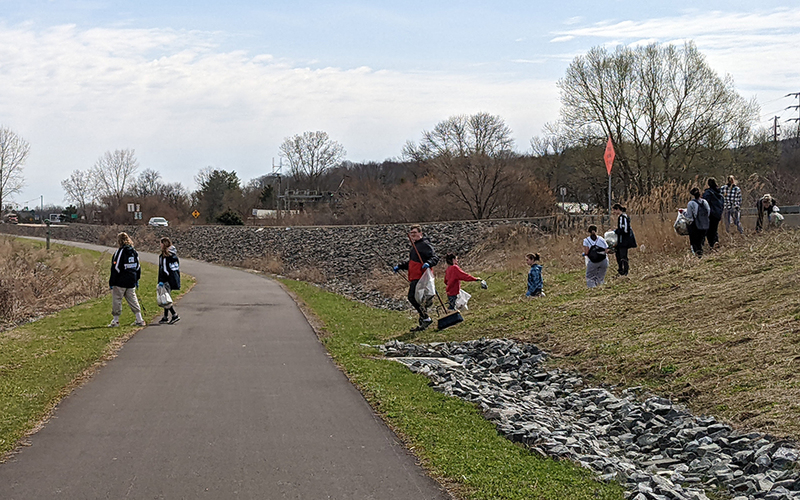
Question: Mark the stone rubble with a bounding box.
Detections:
[378,338,800,500]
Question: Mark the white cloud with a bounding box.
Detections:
[0,24,558,203]
[549,35,574,43]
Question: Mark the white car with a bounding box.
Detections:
[148,217,169,227]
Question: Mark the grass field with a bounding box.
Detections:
[0,239,194,458]
[281,279,624,500]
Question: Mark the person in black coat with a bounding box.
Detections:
[611,203,634,276]
[108,232,144,327]
[157,237,181,324]
[393,224,439,331]
[702,178,724,249]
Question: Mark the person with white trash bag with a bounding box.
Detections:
[157,237,181,325]
[393,224,439,332]
[444,252,486,311]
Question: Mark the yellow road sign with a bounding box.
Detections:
[192,210,200,219]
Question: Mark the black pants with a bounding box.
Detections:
[688,223,707,257]
[407,280,429,321]
[615,246,629,275]
[705,215,721,249]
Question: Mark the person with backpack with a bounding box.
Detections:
[157,237,181,325]
[720,175,743,234]
[108,232,145,327]
[611,203,635,276]
[702,178,724,249]
[685,187,711,257]
[393,224,439,331]
[582,225,608,288]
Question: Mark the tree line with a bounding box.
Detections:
[2,40,798,225]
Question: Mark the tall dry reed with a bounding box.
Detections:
[0,237,106,329]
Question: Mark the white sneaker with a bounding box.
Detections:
[132,320,146,327]
[108,319,119,327]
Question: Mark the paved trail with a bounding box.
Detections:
[0,240,448,499]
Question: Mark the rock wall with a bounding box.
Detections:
[0,218,552,281]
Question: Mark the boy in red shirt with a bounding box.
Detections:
[444,253,485,310]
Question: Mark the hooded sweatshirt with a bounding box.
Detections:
[158,245,181,290]
[109,245,141,288]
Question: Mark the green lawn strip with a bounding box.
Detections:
[281,279,623,500]
[0,242,195,457]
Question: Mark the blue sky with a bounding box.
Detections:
[2,1,799,209]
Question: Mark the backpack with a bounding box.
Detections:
[693,199,710,231]
[587,244,607,263]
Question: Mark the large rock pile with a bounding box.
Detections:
[378,339,800,500]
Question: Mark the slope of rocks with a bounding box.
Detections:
[379,339,800,500]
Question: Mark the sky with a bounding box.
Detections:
[1,1,799,209]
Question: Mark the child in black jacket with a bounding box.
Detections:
[157,237,181,324]
[108,232,144,327]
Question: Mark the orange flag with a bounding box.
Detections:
[604,137,615,175]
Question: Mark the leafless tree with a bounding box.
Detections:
[91,149,139,209]
[61,169,95,220]
[404,112,517,219]
[0,127,30,211]
[131,169,163,198]
[558,41,759,196]
[279,131,345,189]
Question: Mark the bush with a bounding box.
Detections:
[216,209,244,225]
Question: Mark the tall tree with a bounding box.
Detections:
[91,149,139,209]
[61,169,95,220]
[0,127,30,211]
[404,112,516,219]
[558,41,758,196]
[131,169,164,198]
[193,168,241,223]
[279,131,345,189]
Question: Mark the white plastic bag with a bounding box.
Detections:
[455,289,471,311]
[157,283,173,308]
[604,230,617,249]
[770,212,784,227]
[674,209,689,236]
[415,268,436,305]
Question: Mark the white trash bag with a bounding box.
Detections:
[770,211,785,227]
[156,283,173,308]
[604,230,618,249]
[455,289,471,311]
[674,209,689,236]
[414,268,436,305]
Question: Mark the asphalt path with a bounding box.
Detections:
[0,239,448,499]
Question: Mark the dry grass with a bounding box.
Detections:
[240,254,285,275]
[398,220,800,439]
[0,237,106,330]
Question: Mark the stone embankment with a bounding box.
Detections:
[0,219,548,307]
[380,339,800,500]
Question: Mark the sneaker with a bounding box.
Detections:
[107,319,119,328]
[159,317,169,324]
[132,320,146,327]
[169,315,181,324]
[419,317,433,330]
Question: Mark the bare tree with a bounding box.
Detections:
[279,131,345,189]
[91,149,139,209]
[558,41,759,196]
[61,169,95,220]
[0,127,30,211]
[131,169,163,198]
[404,112,516,219]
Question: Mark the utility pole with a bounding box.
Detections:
[773,116,781,142]
[786,92,800,139]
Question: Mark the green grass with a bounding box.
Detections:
[0,241,194,457]
[281,279,623,500]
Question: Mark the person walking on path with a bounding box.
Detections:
[611,203,635,276]
[702,178,724,249]
[756,193,779,232]
[108,232,144,327]
[393,224,439,331]
[157,237,181,325]
[444,253,484,310]
[685,187,711,257]
[582,225,609,288]
[525,253,545,297]
[720,175,743,234]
